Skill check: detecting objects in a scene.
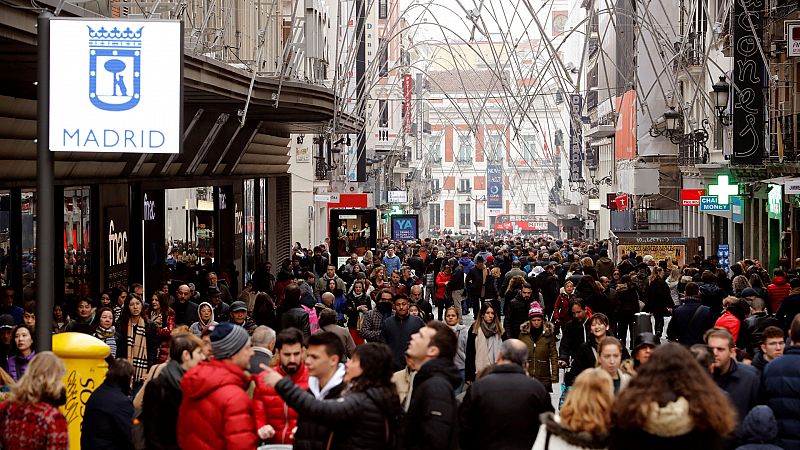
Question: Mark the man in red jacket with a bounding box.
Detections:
[177,322,258,450]
[253,327,309,444]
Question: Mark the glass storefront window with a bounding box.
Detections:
[21,191,36,281]
[259,179,267,263]
[0,191,9,284]
[63,187,91,302]
[244,179,256,281]
[165,187,215,265]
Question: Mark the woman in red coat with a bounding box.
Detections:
[435,264,452,321]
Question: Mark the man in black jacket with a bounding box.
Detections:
[458,339,553,450]
[291,332,347,450]
[382,294,425,370]
[503,283,534,339]
[81,359,135,450]
[666,282,715,346]
[404,320,461,450]
[535,263,560,320]
[558,299,591,385]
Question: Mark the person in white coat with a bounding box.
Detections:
[531,368,613,450]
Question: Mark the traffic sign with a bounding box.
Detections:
[700,195,730,211]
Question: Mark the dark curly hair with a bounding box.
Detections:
[612,342,736,435]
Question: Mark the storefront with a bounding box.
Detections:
[1,175,290,310]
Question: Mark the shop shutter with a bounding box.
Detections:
[275,175,291,263]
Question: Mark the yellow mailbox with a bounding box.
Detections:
[52,332,111,450]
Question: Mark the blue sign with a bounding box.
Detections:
[391,215,418,241]
[717,244,730,271]
[731,196,743,223]
[487,164,503,209]
[700,195,730,212]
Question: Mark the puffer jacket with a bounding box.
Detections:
[595,257,615,279]
[762,346,800,449]
[177,359,258,450]
[253,363,310,444]
[519,321,559,387]
[767,276,791,314]
[275,378,402,450]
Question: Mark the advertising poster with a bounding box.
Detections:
[487,164,503,209]
[391,215,419,241]
[329,209,377,267]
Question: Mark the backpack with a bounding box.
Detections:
[302,304,320,333]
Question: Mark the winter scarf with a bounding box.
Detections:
[126,316,149,382]
[475,321,502,374]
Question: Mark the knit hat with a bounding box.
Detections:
[528,301,544,318]
[210,322,250,360]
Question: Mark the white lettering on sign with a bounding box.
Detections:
[108,220,128,266]
[219,192,227,210]
[143,194,156,221]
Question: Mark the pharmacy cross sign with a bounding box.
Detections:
[708,175,738,205]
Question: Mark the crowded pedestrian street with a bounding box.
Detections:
[2,0,800,448]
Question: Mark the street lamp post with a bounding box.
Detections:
[468,194,486,238]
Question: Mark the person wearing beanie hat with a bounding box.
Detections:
[519,301,558,391]
[177,322,258,450]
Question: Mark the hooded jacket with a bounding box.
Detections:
[615,283,640,315]
[762,345,800,449]
[735,405,783,450]
[699,283,726,317]
[519,321,559,386]
[404,357,461,450]
[177,359,258,450]
[382,313,425,370]
[532,412,609,450]
[253,362,310,444]
[291,366,347,450]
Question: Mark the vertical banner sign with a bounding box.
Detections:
[487,164,503,209]
[569,94,584,181]
[403,73,413,134]
[732,0,764,164]
[105,206,129,289]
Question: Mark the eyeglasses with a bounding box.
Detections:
[764,341,786,347]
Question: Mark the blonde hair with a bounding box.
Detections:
[667,267,681,283]
[490,267,501,278]
[10,352,66,405]
[560,368,614,434]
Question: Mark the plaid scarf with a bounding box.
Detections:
[126,317,148,381]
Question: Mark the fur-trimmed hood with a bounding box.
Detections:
[520,319,555,337]
[642,396,694,437]
[540,412,609,449]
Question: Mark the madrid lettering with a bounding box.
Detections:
[63,128,165,149]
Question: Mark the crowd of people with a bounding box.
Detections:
[0,235,799,449]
